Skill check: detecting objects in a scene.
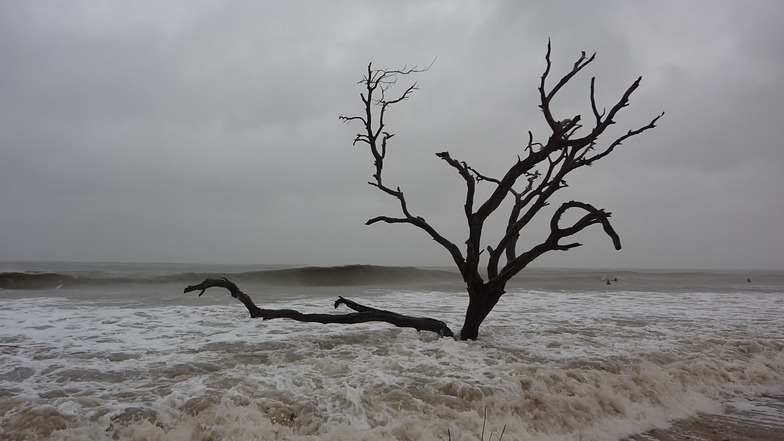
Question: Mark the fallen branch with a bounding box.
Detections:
[184,278,455,338]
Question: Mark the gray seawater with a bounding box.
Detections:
[1,262,783,440]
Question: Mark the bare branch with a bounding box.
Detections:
[584,111,665,164]
[539,40,596,133]
[589,77,605,124]
[365,214,466,272]
[548,200,621,250]
[525,131,544,156]
[567,76,644,149]
[185,278,455,337]
[338,115,366,125]
[341,61,469,274]
[436,151,476,217]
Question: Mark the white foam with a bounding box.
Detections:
[1,288,783,440]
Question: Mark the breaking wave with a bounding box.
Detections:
[0,265,460,290]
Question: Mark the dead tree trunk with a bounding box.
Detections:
[460,286,504,341]
[184,278,454,337]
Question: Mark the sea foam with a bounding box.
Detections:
[1,283,783,440]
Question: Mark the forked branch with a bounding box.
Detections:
[184,278,455,337]
[547,200,621,250]
[340,63,467,273]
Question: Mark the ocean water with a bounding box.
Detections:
[1,262,782,441]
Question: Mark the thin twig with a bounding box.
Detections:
[482,406,488,440]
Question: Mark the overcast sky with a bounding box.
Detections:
[1,1,783,270]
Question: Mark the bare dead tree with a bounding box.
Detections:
[339,41,663,340]
[185,42,661,341]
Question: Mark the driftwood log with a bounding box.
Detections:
[184,278,454,338]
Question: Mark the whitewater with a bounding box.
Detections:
[1,262,783,440]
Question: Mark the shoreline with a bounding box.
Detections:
[627,394,784,441]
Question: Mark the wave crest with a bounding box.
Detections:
[0,265,460,290]
[236,265,458,286]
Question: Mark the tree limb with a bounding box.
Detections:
[340,63,467,274]
[550,200,621,248]
[184,278,455,337]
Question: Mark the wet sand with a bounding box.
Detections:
[627,395,784,441]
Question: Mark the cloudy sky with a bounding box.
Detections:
[1,1,782,270]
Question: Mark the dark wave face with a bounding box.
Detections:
[0,271,92,290]
[0,265,461,291]
[233,265,459,286]
[3,264,783,294]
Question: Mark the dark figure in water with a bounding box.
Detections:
[748,278,751,283]
[606,280,612,285]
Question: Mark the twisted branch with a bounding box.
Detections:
[184,278,455,337]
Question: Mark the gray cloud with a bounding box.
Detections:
[1,0,783,270]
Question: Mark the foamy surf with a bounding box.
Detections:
[1,265,783,440]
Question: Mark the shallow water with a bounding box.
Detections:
[1,263,782,440]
